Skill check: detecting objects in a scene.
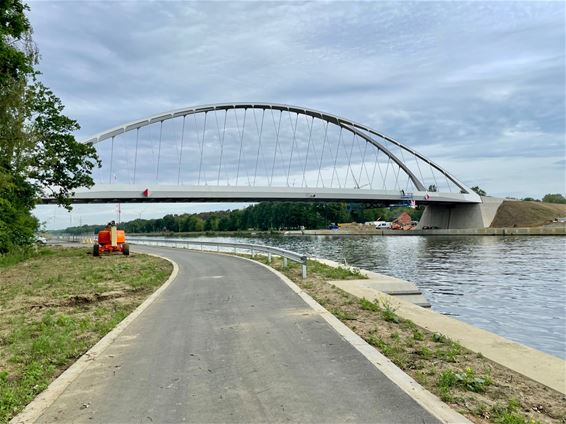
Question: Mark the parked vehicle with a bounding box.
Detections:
[93,221,129,256]
[375,221,392,229]
[34,235,47,244]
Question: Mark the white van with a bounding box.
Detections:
[375,221,392,229]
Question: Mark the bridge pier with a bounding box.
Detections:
[417,196,503,229]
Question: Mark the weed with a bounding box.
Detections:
[437,367,492,396]
[359,298,381,312]
[432,333,448,343]
[456,367,492,393]
[491,399,537,424]
[380,298,400,323]
[332,309,356,321]
[306,260,366,280]
[436,341,463,362]
[418,346,433,358]
[412,329,424,341]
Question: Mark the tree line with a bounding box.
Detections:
[0,1,98,254]
[59,202,424,235]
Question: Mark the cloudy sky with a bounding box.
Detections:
[28,1,565,230]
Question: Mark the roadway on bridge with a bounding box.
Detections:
[37,246,438,423]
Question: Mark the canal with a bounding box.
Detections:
[138,234,565,358]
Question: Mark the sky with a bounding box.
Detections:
[27,1,565,230]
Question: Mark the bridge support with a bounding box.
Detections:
[417,197,503,229]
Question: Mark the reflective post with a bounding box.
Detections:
[283,257,288,267]
[302,263,307,279]
[268,252,272,263]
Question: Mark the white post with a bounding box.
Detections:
[283,257,288,267]
[302,264,307,279]
[268,252,272,263]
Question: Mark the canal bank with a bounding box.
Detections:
[314,257,565,395]
[286,224,566,236]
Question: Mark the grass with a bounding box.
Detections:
[305,259,366,280]
[0,246,51,269]
[250,254,564,424]
[0,246,172,423]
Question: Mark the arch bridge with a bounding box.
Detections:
[42,103,481,205]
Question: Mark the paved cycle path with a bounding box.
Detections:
[37,247,439,423]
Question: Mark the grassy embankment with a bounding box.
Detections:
[0,247,172,423]
[252,256,564,424]
[491,201,566,228]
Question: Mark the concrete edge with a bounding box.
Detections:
[312,257,566,395]
[10,252,179,424]
[237,255,471,424]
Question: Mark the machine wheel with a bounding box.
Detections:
[93,244,100,257]
[122,243,130,256]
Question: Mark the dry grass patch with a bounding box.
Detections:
[0,246,172,423]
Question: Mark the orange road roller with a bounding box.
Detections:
[93,221,129,256]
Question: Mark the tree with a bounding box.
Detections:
[471,186,486,197]
[542,193,566,204]
[0,1,99,253]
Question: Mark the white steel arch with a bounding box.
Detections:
[82,102,474,195]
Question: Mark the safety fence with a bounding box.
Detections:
[127,237,309,278]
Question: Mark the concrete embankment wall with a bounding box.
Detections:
[417,196,503,229]
[291,225,566,236]
[315,257,566,394]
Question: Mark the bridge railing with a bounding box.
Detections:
[127,237,309,278]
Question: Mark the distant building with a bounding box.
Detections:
[393,212,412,226]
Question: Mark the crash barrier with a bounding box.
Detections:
[128,237,309,279]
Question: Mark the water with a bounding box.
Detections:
[139,234,566,358]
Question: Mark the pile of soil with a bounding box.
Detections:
[490,201,566,228]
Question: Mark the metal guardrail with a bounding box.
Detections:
[127,237,309,278]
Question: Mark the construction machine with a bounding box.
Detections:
[93,221,129,256]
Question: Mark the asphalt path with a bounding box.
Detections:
[38,246,439,423]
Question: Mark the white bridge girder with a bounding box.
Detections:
[41,185,481,204]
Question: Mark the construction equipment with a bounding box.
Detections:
[93,221,129,256]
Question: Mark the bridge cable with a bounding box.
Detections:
[393,162,402,191]
[316,120,329,188]
[445,172,452,193]
[305,116,320,185]
[331,127,343,188]
[133,128,140,184]
[301,115,315,187]
[415,156,426,190]
[383,157,391,190]
[177,116,186,185]
[369,148,380,189]
[198,112,208,185]
[156,121,163,183]
[344,131,357,188]
[286,112,299,187]
[429,162,439,192]
[358,138,370,189]
[109,136,114,184]
[235,108,247,186]
[269,109,282,186]
[253,109,265,186]
[216,110,227,186]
